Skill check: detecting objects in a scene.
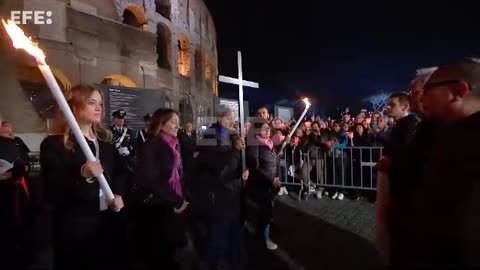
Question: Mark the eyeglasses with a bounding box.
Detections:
[423,80,464,91]
[261,127,271,131]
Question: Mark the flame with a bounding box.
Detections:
[302,97,311,108]
[2,19,46,64]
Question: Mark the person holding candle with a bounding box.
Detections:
[134,108,188,270]
[40,84,127,270]
[246,119,280,250]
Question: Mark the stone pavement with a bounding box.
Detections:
[245,194,382,269]
[277,193,377,241]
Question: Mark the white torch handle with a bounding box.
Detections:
[279,105,310,155]
[38,63,115,201]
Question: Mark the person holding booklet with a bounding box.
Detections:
[0,115,30,269]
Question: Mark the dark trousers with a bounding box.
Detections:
[136,206,186,270]
[52,210,127,270]
[0,182,31,269]
[206,212,247,270]
[248,184,275,234]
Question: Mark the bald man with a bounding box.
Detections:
[409,59,480,267]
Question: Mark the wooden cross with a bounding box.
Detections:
[219,51,259,170]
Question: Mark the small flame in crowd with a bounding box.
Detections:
[302,97,311,108]
[2,19,46,64]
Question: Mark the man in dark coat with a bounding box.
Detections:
[410,59,480,267]
[178,122,197,175]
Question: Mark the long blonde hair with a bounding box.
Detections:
[51,84,112,150]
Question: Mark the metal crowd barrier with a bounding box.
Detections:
[280,146,383,198]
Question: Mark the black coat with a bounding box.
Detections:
[409,112,480,267]
[246,142,279,188]
[136,135,184,210]
[40,135,128,268]
[187,123,243,218]
[110,126,135,158]
[0,137,29,223]
[178,130,197,171]
[40,135,127,215]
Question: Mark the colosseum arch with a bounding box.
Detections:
[157,23,172,70]
[122,4,146,29]
[16,65,72,119]
[179,100,193,127]
[177,34,191,77]
[204,53,212,82]
[101,74,138,88]
[155,0,171,20]
[194,47,202,81]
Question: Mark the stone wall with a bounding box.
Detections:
[0,0,219,150]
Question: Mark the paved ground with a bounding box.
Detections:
[25,191,382,270]
[277,193,377,241]
[245,192,382,270]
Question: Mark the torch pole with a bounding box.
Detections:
[278,103,310,155]
[37,62,116,202]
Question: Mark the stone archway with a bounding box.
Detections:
[177,34,191,77]
[157,23,172,70]
[101,74,138,88]
[155,0,171,20]
[122,4,146,29]
[179,99,193,127]
[16,65,72,120]
[194,47,202,81]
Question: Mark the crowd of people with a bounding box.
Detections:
[1,57,480,269]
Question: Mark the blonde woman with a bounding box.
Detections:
[40,85,126,269]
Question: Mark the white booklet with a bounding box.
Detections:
[0,159,14,174]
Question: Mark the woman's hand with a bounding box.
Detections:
[242,169,249,181]
[80,161,103,180]
[108,195,124,211]
[174,200,189,214]
[273,177,281,188]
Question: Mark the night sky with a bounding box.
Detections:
[204,1,480,117]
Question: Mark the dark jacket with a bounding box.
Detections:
[387,117,439,266]
[246,140,279,188]
[178,130,197,172]
[0,137,29,223]
[383,114,420,159]
[40,135,127,215]
[136,135,184,210]
[187,123,242,218]
[110,126,135,158]
[409,112,480,267]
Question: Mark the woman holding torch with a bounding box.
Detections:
[246,118,281,250]
[40,85,127,269]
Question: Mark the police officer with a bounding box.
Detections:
[136,113,152,145]
[110,109,135,168]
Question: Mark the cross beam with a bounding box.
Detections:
[218,51,259,170]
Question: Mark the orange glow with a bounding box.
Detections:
[302,97,311,108]
[2,19,46,64]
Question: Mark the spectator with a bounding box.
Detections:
[371,115,390,147]
[257,107,270,121]
[1,121,30,159]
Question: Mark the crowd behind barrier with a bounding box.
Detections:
[279,146,383,201]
